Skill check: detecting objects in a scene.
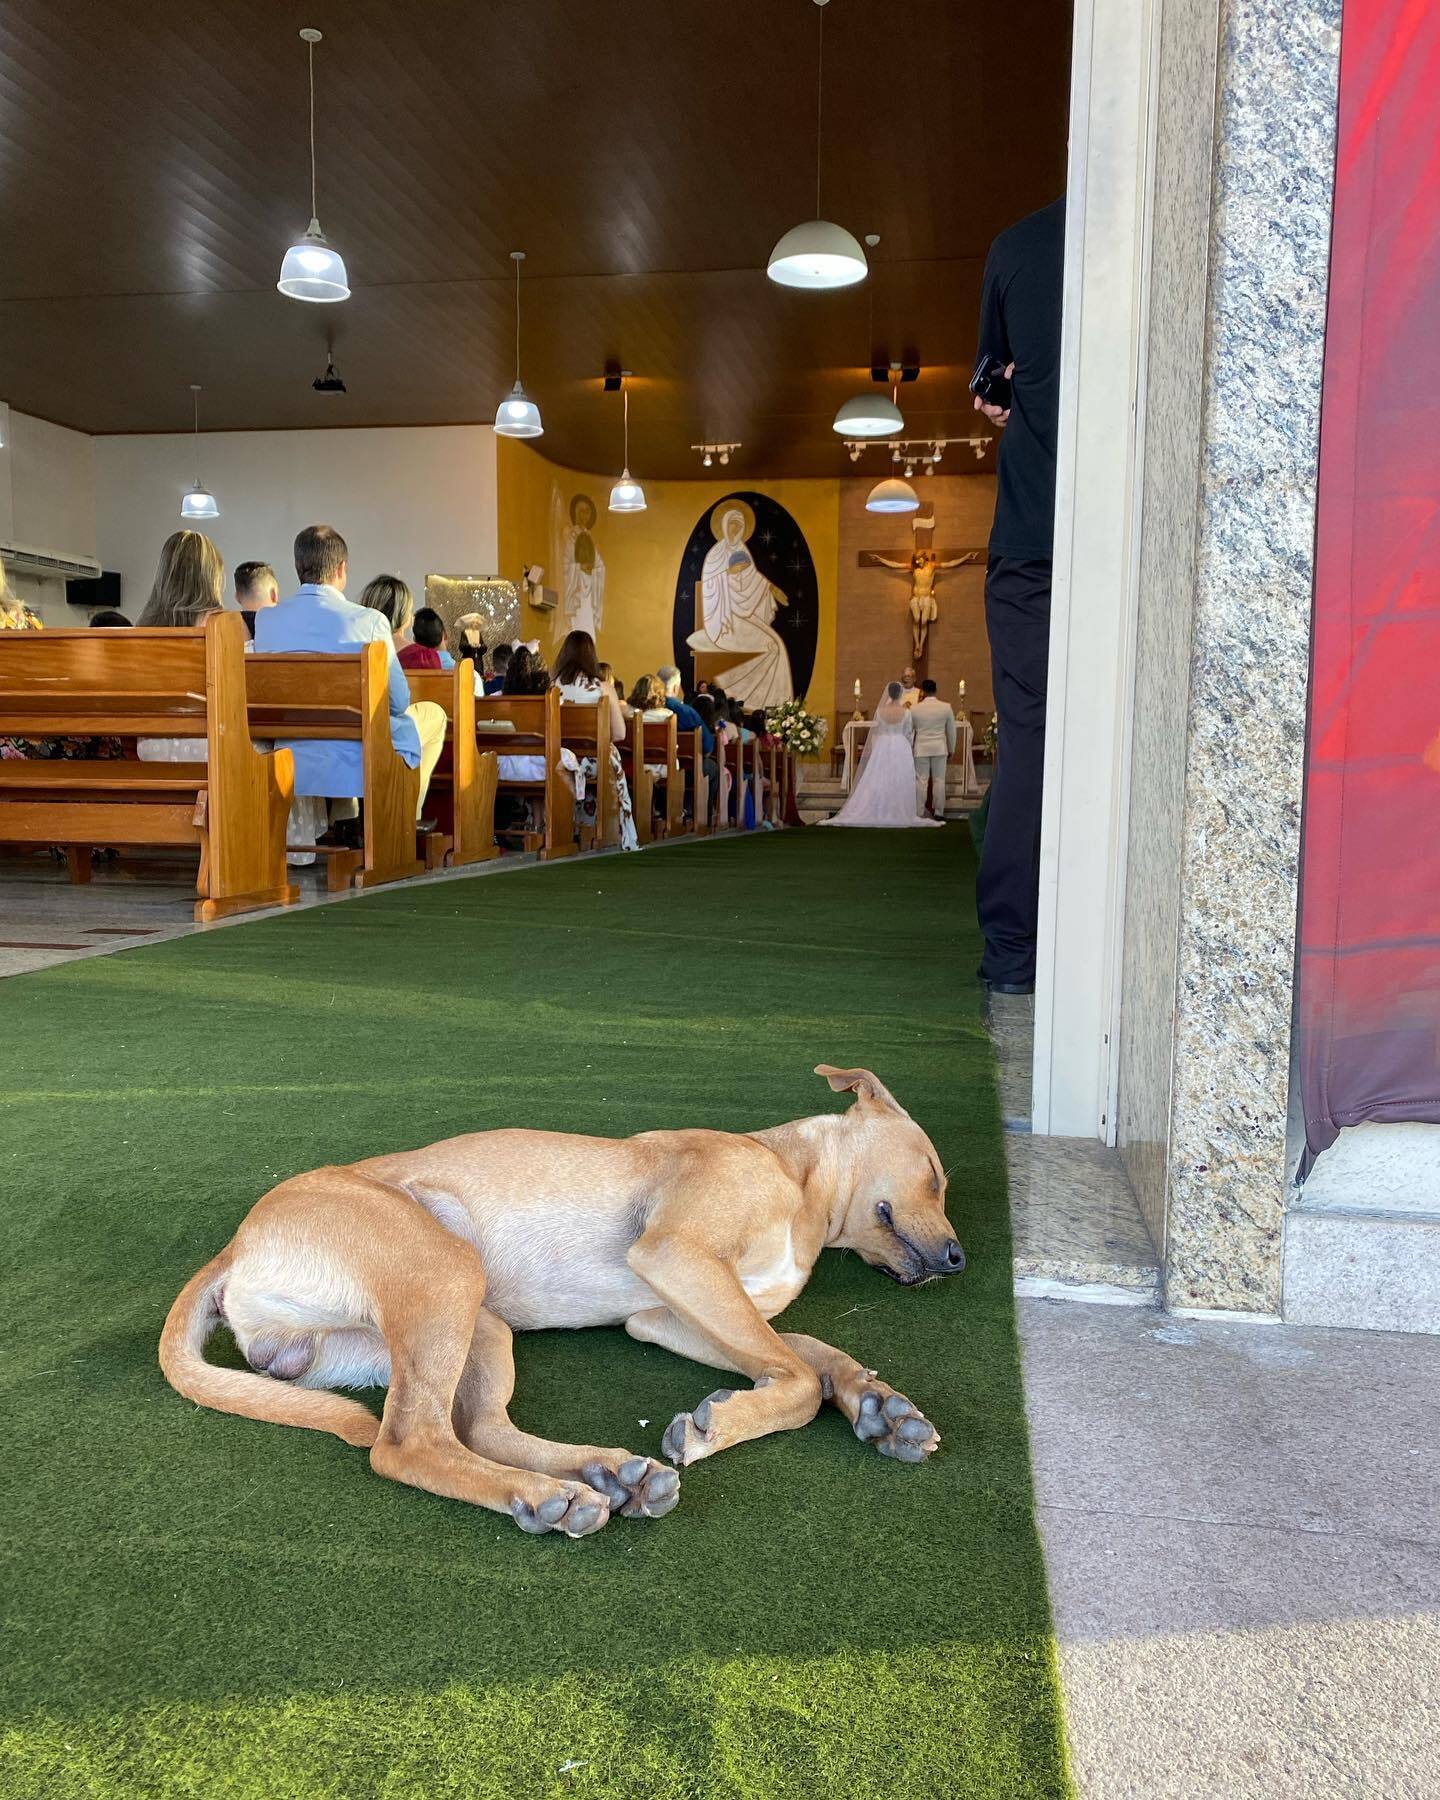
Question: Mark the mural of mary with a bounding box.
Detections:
[686,503,794,708]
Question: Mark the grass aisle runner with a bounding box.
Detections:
[0,829,1069,1799]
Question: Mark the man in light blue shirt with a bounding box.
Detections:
[253,524,446,821]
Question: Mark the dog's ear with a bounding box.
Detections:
[814,1065,910,1118]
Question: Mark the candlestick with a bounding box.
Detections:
[958,678,967,702]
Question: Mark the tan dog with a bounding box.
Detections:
[160,1066,964,1539]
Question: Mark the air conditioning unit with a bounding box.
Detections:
[0,540,103,581]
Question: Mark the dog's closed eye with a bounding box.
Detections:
[875,1201,894,1227]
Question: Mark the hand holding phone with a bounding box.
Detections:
[970,356,1014,423]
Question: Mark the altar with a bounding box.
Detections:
[842,715,979,797]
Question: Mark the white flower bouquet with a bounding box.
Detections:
[765,698,830,757]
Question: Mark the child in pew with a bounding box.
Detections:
[492,646,579,840]
[554,631,638,852]
[397,607,451,672]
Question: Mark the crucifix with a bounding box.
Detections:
[858,509,985,660]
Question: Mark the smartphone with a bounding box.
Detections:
[969,355,1012,410]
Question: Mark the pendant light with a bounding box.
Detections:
[833,389,904,436]
[608,384,646,512]
[494,251,543,437]
[865,475,920,514]
[278,29,350,303]
[180,385,219,521]
[767,1,867,289]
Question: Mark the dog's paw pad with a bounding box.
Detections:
[510,1485,611,1537]
[582,1455,681,1519]
[661,1410,711,1468]
[853,1383,938,1463]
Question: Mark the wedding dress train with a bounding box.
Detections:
[820,696,944,829]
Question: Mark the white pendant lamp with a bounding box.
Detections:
[180,385,219,520]
[865,475,920,514]
[608,385,646,512]
[833,389,904,437]
[494,250,543,437]
[278,30,350,303]
[767,1,867,290]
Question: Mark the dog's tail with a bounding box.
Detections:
[158,1254,380,1449]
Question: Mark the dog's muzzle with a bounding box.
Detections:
[880,1232,966,1285]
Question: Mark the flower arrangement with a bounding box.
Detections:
[765,698,829,757]
[984,713,999,760]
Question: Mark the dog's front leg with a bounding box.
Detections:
[780,1332,940,1464]
[625,1239,822,1467]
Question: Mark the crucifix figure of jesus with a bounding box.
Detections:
[859,510,985,660]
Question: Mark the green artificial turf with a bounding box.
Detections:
[0,829,1069,1799]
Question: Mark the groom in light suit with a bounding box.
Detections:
[910,679,957,818]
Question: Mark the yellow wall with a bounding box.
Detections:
[496,438,839,722]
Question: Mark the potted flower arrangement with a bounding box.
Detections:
[764,698,829,759]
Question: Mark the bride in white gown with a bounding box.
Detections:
[820,682,944,829]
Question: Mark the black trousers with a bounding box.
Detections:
[977,556,1053,985]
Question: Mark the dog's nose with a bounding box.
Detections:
[941,1239,965,1272]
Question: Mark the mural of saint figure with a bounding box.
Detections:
[552,488,605,639]
[687,501,794,709]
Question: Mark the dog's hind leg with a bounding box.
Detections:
[779,1332,939,1464]
[450,1308,679,1519]
[363,1239,612,1538]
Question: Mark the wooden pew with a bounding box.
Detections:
[476,688,576,860]
[245,643,426,890]
[0,612,296,921]
[686,727,709,838]
[403,660,499,868]
[761,739,780,824]
[557,694,616,850]
[622,710,682,846]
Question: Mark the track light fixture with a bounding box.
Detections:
[691,441,742,470]
[843,434,992,470]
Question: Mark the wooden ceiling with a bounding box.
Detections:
[0,0,1070,478]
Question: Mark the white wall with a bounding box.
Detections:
[0,408,99,624]
[1031,0,1157,1138]
[94,426,498,616]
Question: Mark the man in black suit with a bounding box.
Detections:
[973,198,1066,995]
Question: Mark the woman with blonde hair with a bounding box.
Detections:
[135,532,224,760]
[358,573,415,642]
[136,531,224,628]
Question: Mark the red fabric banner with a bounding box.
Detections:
[1300,0,1440,1158]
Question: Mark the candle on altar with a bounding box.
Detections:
[958,678,967,702]
[853,678,862,700]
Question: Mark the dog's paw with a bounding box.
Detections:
[851,1378,939,1464]
[510,1482,611,1538]
[581,1454,681,1520]
[661,1387,734,1467]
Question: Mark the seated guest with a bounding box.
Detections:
[658,665,712,753]
[135,531,225,760]
[358,572,416,645]
[486,641,512,694]
[628,673,670,718]
[88,609,131,627]
[501,643,549,694]
[398,605,450,672]
[253,527,446,823]
[554,630,637,851]
[234,560,279,639]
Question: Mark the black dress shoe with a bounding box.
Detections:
[416,817,439,836]
[984,978,1035,996]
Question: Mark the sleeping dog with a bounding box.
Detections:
[161,1066,964,1538]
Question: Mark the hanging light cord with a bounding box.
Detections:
[814,2,825,217]
[192,386,201,483]
[622,385,630,470]
[514,258,522,386]
[307,36,318,221]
